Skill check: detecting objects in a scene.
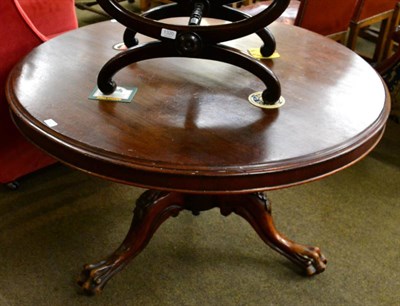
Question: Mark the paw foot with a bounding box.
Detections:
[298,247,327,276]
[77,261,112,295]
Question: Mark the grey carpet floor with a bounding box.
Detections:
[0,119,399,305]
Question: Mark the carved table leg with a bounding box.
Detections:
[77,190,185,295]
[78,191,326,295]
[217,193,327,275]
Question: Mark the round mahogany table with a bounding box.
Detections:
[6,19,390,294]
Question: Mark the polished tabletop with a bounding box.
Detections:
[6,19,390,193]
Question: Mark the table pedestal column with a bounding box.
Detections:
[78,190,327,295]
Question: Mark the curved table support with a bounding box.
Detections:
[123,3,276,57]
[221,193,327,276]
[78,190,326,294]
[78,191,186,295]
[97,0,289,105]
[97,0,289,42]
[98,41,281,103]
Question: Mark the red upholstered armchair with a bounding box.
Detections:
[1,0,78,188]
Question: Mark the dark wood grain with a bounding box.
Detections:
[6,19,390,193]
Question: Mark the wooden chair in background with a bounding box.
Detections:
[384,2,400,59]
[240,0,359,43]
[347,0,399,63]
[376,26,400,123]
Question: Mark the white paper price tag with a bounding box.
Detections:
[44,119,58,127]
[161,28,177,40]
